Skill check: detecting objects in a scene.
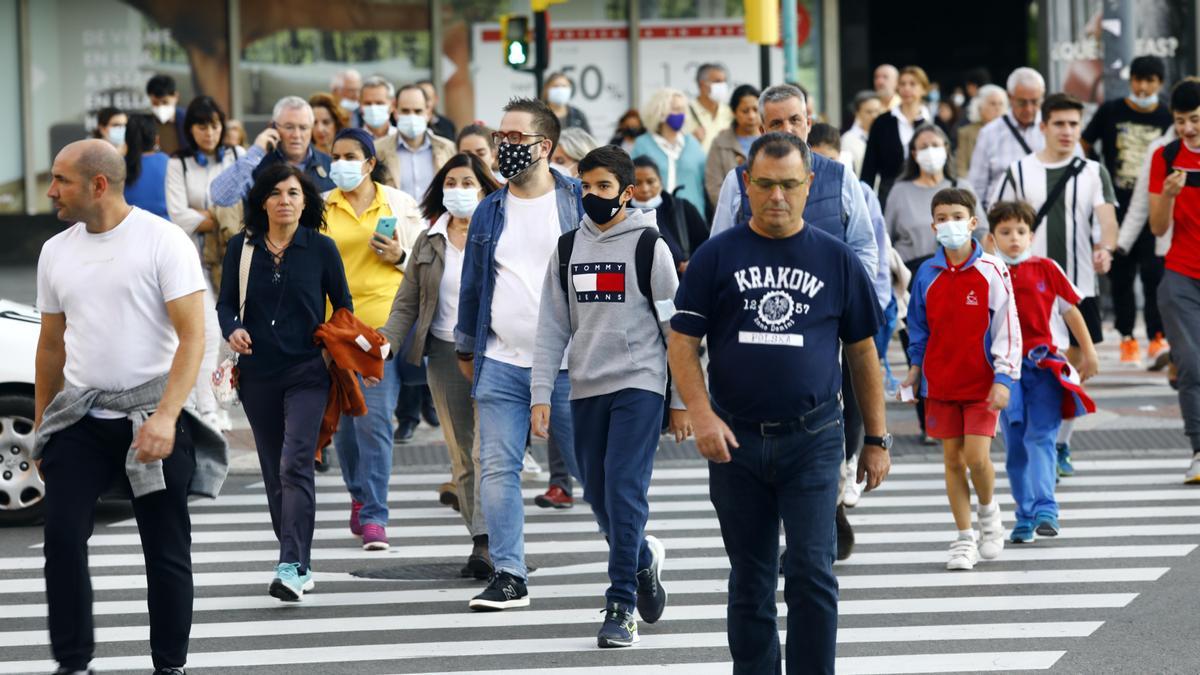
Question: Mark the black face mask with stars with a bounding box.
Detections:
[497,140,541,180]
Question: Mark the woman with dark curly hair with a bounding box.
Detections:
[215,163,352,602]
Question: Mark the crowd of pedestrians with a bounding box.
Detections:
[30,52,1200,675]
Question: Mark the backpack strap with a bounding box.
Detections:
[634,228,666,345]
[1002,115,1034,155]
[735,165,752,226]
[238,237,254,322]
[1164,139,1182,172]
[1032,157,1087,232]
[557,229,578,296]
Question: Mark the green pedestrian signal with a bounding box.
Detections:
[501,15,531,70]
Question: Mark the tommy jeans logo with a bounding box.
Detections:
[572,262,625,303]
[966,290,979,306]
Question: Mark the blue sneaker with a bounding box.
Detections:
[597,602,639,648]
[1034,512,1060,537]
[269,562,305,601]
[299,565,315,593]
[1010,520,1036,544]
[1056,444,1074,477]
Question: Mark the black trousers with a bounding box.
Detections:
[1110,227,1165,339]
[41,415,195,670]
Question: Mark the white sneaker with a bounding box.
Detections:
[946,537,979,571]
[842,457,864,507]
[1185,456,1200,484]
[522,451,543,476]
[978,505,1004,560]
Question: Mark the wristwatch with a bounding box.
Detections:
[864,433,893,451]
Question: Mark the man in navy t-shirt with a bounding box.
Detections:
[668,133,891,674]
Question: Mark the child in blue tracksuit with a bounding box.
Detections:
[531,146,689,648]
[988,201,1098,543]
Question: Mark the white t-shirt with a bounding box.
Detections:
[36,207,207,414]
[486,190,562,368]
[429,214,464,343]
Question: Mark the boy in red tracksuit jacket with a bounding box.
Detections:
[902,187,1022,571]
[987,201,1098,544]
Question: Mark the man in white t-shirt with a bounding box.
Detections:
[455,98,586,612]
[34,139,207,674]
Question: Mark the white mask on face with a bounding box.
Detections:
[152,104,175,125]
[442,188,480,219]
[631,194,664,209]
[340,98,360,112]
[708,81,729,102]
[998,248,1033,266]
[916,145,948,174]
[362,104,391,129]
[547,86,572,106]
[935,219,973,250]
[395,114,428,139]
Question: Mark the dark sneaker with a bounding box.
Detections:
[1056,443,1074,477]
[438,481,460,511]
[461,537,494,580]
[597,602,639,648]
[835,503,855,560]
[52,669,94,674]
[1010,520,1036,544]
[1034,512,1060,537]
[154,669,187,675]
[534,485,574,509]
[394,418,417,443]
[635,535,667,624]
[469,571,529,611]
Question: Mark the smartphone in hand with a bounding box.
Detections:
[375,215,398,239]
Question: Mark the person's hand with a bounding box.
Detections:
[530,404,550,439]
[1164,169,1187,198]
[857,444,891,491]
[986,382,1011,411]
[196,209,217,234]
[133,411,177,463]
[1077,348,1100,382]
[692,409,738,463]
[692,126,707,143]
[900,365,921,403]
[372,232,403,265]
[668,409,692,443]
[228,328,253,355]
[254,127,281,152]
[677,260,689,275]
[457,356,474,382]
[1093,248,1113,274]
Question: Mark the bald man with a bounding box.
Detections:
[874,64,901,110]
[34,139,214,675]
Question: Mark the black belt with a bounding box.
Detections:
[714,396,841,438]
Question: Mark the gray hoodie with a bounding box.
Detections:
[531,207,684,408]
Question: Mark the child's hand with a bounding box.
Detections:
[899,366,921,403]
[530,404,551,439]
[1078,349,1099,382]
[986,382,1011,411]
[1164,169,1187,198]
[668,409,692,443]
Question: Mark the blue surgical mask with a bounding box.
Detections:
[935,219,972,250]
[106,125,126,147]
[362,104,391,129]
[998,248,1033,266]
[1129,92,1159,109]
[329,159,367,192]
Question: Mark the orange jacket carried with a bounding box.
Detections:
[313,308,389,456]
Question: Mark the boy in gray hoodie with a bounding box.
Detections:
[531,146,691,648]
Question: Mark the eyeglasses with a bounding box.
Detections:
[492,131,545,145]
[1012,97,1042,109]
[747,176,808,192]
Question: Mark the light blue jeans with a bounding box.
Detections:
[334,364,401,527]
[475,357,576,580]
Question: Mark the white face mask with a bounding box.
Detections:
[442,187,480,219]
[362,104,391,129]
[935,219,973,250]
[916,145,948,174]
[998,248,1033,266]
[395,113,428,139]
[708,81,729,102]
[329,159,368,192]
[105,125,126,147]
[152,104,175,125]
[547,86,572,106]
[631,194,663,209]
[340,98,360,112]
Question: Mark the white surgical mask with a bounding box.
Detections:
[395,114,428,139]
[442,188,480,219]
[935,219,973,250]
[952,93,965,107]
[105,125,126,147]
[152,104,175,125]
[340,98,360,112]
[631,194,663,209]
[362,104,391,129]
[547,86,572,106]
[329,159,367,192]
[916,145,948,175]
[708,81,729,102]
[998,248,1033,266]
[1129,93,1159,109]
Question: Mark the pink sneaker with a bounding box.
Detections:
[361,523,389,551]
[349,501,364,537]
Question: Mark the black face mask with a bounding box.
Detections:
[582,192,626,225]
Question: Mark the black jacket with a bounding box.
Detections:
[651,190,709,266]
[862,112,924,207]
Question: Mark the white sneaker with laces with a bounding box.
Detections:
[842,457,864,507]
[1185,456,1200,484]
[946,537,979,571]
[978,505,1004,560]
[522,452,543,476]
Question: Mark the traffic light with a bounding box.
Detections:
[744,0,780,45]
[531,0,567,10]
[500,14,530,69]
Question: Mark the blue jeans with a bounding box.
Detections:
[1001,362,1063,522]
[334,362,401,527]
[710,397,844,675]
[475,357,576,579]
[572,389,661,607]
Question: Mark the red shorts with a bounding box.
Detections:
[925,398,1000,439]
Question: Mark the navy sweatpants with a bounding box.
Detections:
[571,388,662,608]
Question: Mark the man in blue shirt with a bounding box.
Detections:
[669,133,891,675]
[209,96,334,206]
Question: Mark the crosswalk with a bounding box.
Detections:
[1,456,1197,674]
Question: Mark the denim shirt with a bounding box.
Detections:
[455,170,584,394]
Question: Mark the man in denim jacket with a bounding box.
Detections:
[455,98,585,611]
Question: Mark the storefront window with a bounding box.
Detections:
[0,0,23,214]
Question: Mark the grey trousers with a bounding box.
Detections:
[1158,270,1200,452]
[426,337,487,537]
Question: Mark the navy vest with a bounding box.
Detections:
[251,146,335,193]
[736,152,847,240]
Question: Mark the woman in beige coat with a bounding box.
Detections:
[704,84,761,206]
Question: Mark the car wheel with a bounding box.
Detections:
[0,394,44,525]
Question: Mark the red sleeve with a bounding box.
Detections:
[1149,145,1168,195]
[1044,259,1081,305]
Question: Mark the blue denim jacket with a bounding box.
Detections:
[455,170,584,394]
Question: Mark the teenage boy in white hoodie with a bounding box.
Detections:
[531,145,691,648]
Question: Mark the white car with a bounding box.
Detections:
[0,299,43,524]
